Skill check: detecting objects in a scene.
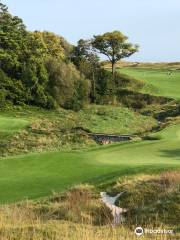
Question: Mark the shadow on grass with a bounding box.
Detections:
[160,148,180,160]
[86,165,179,190]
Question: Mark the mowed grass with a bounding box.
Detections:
[120,68,180,99]
[0,123,179,203]
[0,116,29,134]
[0,116,29,143]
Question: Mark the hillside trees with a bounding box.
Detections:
[0,69,27,107]
[72,39,100,102]
[0,1,141,110]
[72,37,136,104]
[45,58,90,110]
[0,3,49,107]
[92,31,139,75]
[0,2,27,79]
[0,1,89,110]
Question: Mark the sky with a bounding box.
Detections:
[3,0,180,62]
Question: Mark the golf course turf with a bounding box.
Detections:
[0,67,179,204]
[0,123,179,203]
[120,68,180,99]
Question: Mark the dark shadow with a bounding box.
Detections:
[160,148,180,160]
[83,165,177,190]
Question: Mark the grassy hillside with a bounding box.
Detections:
[0,105,156,156]
[0,105,156,134]
[0,123,179,203]
[120,68,180,99]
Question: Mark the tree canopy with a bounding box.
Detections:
[92,31,139,74]
[0,1,140,110]
[0,2,89,110]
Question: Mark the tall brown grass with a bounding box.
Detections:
[0,205,176,240]
[0,173,179,240]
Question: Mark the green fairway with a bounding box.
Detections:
[120,68,180,99]
[0,123,179,203]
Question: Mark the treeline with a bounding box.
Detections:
[0,1,138,110]
[0,2,89,110]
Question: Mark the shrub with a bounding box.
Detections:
[116,89,170,110]
[0,69,29,106]
[143,135,162,140]
[46,58,90,110]
[0,89,6,108]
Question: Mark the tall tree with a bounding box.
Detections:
[72,39,99,102]
[92,31,139,75]
[45,58,90,110]
[33,31,65,60]
[0,2,27,78]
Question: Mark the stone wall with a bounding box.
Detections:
[89,133,134,144]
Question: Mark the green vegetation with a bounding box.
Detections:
[111,171,180,230]
[1,181,178,240]
[76,105,155,134]
[1,2,139,111]
[0,1,180,239]
[0,123,179,203]
[120,67,180,99]
[0,3,89,110]
[92,31,138,75]
[0,105,156,156]
[0,116,29,134]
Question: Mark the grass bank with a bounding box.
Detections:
[0,105,156,156]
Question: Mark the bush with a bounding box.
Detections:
[46,58,90,111]
[0,89,6,108]
[116,89,170,110]
[0,69,29,107]
[143,135,162,140]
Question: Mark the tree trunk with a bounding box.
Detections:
[112,61,116,75]
[92,71,96,103]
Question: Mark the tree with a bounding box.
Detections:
[72,39,100,102]
[92,31,139,75]
[0,2,27,78]
[45,58,90,110]
[0,1,89,110]
[33,31,65,60]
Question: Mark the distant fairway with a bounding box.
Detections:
[120,68,180,99]
[0,124,179,203]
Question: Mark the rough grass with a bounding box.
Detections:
[103,61,180,70]
[0,217,174,240]
[0,177,179,240]
[0,105,156,156]
[0,105,156,134]
[120,68,180,100]
[112,171,180,228]
[77,105,155,134]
